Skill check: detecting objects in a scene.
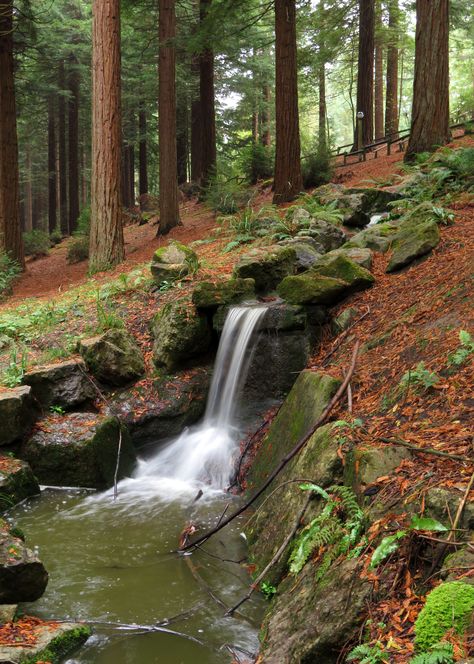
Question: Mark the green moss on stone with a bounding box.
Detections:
[277,273,348,305]
[19,625,91,664]
[386,219,440,272]
[233,246,297,292]
[192,278,255,308]
[312,254,375,292]
[414,581,474,651]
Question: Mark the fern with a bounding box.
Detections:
[409,641,454,664]
[347,642,389,663]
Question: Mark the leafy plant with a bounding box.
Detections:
[347,642,389,664]
[2,347,28,387]
[369,517,447,569]
[296,195,344,225]
[96,291,124,332]
[49,405,66,415]
[0,252,21,297]
[23,230,50,258]
[240,142,274,184]
[302,148,334,188]
[75,205,91,237]
[49,228,63,245]
[67,236,89,264]
[205,171,252,214]
[448,330,474,367]
[409,641,454,664]
[260,581,277,600]
[399,362,440,394]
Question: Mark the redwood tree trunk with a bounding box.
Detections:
[89,0,124,272]
[0,0,24,265]
[68,53,80,233]
[354,0,375,148]
[199,0,217,187]
[190,53,202,182]
[158,0,180,234]
[273,0,303,204]
[58,60,68,235]
[374,3,384,141]
[385,0,399,139]
[405,0,450,160]
[138,104,148,196]
[25,146,33,233]
[48,94,57,233]
[176,96,189,185]
[122,142,131,208]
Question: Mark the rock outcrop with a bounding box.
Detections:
[0,458,39,507]
[78,329,145,386]
[233,245,297,292]
[23,359,95,410]
[150,241,199,286]
[0,531,48,603]
[0,386,37,446]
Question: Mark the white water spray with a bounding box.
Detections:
[99,306,267,504]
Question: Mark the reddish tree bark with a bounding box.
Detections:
[176,96,189,185]
[58,60,69,235]
[158,0,180,234]
[138,103,148,196]
[190,52,202,182]
[273,0,303,204]
[385,0,399,138]
[68,53,80,233]
[354,0,375,148]
[374,3,384,141]
[48,94,57,233]
[405,0,450,160]
[199,0,217,187]
[0,0,24,265]
[319,64,327,151]
[89,0,124,271]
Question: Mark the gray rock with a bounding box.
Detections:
[23,359,95,410]
[192,278,255,309]
[422,487,474,531]
[386,219,440,272]
[78,329,145,386]
[323,247,374,270]
[0,458,39,507]
[0,621,90,664]
[0,386,37,446]
[233,245,297,292]
[152,301,211,371]
[331,306,360,335]
[311,253,375,293]
[21,414,136,489]
[277,273,349,305]
[150,241,199,287]
[345,445,412,491]
[0,532,48,603]
[300,218,347,252]
[441,548,474,586]
[0,605,16,624]
[213,301,307,333]
[286,242,323,271]
[343,222,400,253]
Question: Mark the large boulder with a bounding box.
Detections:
[0,386,37,446]
[303,218,347,252]
[343,221,400,253]
[233,245,297,292]
[213,301,308,333]
[321,246,374,270]
[22,359,95,410]
[192,278,255,309]
[311,253,375,292]
[0,529,48,603]
[386,219,440,272]
[344,445,412,502]
[150,241,199,286]
[282,241,323,271]
[0,457,39,507]
[109,368,210,448]
[259,558,372,664]
[0,620,90,664]
[347,186,402,212]
[78,329,145,386]
[277,273,348,305]
[21,414,136,489]
[152,301,211,371]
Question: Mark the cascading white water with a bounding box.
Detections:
[103,305,267,504]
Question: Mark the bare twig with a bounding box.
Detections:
[180,342,360,552]
[225,493,312,616]
[376,436,469,463]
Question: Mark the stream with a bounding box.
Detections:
[9,305,269,663]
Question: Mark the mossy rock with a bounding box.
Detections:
[311,254,375,293]
[21,414,136,489]
[150,241,199,286]
[343,222,399,253]
[0,458,39,509]
[347,186,402,212]
[78,329,145,386]
[344,446,411,501]
[441,548,474,586]
[0,533,48,603]
[192,278,255,309]
[233,245,297,292]
[386,219,440,272]
[151,301,211,371]
[0,387,38,447]
[0,623,91,664]
[22,360,95,410]
[414,581,474,651]
[331,307,359,335]
[277,272,348,305]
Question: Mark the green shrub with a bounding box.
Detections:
[414,581,474,651]
[49,228,63,245]
[205,172,253,214]
[0,252,21,297]
[23,229,50,257]
[302,149,334,188]
[240,142,274,184]
[75,205,91,236]
[67,236,89,264]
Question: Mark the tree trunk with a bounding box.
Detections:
[48,95,57,233]
[68,53,80,233]
[129,142,135,207]
[261,84,271,146]
[385,0,399,139]
[25,146,33,233]
[190,51,202,182]
[354,0,375,148]
[0,0,24,265]
[138,104,148,196]
[89,0,124,272]
[199,0,217,187]
[406,0,450,160]
[273,0,303,204]
[158,0,180,234]
[122,142,131,208]
[176,96,189,185]
[252,109,259,144]
[374,3,384,141]
[58,60,68,235]
[318,63,327,151]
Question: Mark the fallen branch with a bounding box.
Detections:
[377,436,469,463]
[322,307,369,367]
[225,493,312,616]
[180,341,359,552]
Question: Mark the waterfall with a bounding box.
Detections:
[103,305,267,503]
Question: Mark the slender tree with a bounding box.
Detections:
[261,83,271,147]
[354,0,375,148]
[374,2,384,141]
[190,53,202,182]
[385,0,399,139]
[405,0,450,160]
[138,102,148,197]
[0,0,24,265]
[158,0,180,234]
[89,0,124,271]
[273,0,303,203]
[58,61,68,236]
[68,53,80,233]
[176,96,189,185]
[48,94,57,233]
[199,0,217,187]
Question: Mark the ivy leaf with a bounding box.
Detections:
[409,516,448,532]
[369,531,406,569]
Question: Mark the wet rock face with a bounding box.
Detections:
[152,301,212,372]
[78,329,145,386]
[109,368,211,448]
[259,558,372,664]
[233,245,297,292]
[150,241,199,287]
[0,458,40,507]
[21,414,136,489]
[192,278,256,309]
[0,386,38,446]
[0,532,48,603]
[23,359,95,410]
